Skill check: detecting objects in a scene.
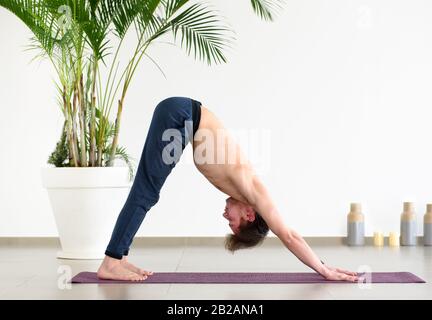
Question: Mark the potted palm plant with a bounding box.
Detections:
[0,0,283,259]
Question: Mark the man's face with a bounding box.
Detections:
[222,197,255,234]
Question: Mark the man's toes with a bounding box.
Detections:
[134,275,147,281]
[131,271,147,281]
[137,269,153,276]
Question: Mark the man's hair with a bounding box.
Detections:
[224,212,269,252]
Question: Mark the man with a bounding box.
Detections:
[97,97,359,282]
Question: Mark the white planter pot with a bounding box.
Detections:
[41,167,132,260]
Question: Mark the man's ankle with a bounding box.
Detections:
[104,255,122,265]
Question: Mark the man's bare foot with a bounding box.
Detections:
[121,257,154,276]
[97,256,147,281]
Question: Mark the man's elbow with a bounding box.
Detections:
[279,228,300,245]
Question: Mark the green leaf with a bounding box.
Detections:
[168,2,234,65]
[250,0,285,22]
[0,0,61,56]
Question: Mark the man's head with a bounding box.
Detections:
[223,197,269,252]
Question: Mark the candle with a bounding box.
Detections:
[389,232,399,247]
[374,232,384,246]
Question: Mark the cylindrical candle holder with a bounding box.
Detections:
[389,232,399,247]
[374,231,384,246]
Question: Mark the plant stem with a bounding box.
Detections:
[78,74,87,166]
[64,85,78,167]
[106,41,151,167]
[71,87,80,167]
[102,37,125,114]
[89,57,98,166]
[107,99,122,167]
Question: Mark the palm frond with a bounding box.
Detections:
[0,0,61,56]
[249,0,285,22]
[110,0,144,39]
[81,0,113,60]
[168,2,234,65]
[135,0,162,38]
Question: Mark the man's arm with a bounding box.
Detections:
[245,175,328,276]
[233,169,358,281]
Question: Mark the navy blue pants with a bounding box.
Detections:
[105,97,202,259]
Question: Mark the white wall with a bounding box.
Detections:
[1,0,432,237]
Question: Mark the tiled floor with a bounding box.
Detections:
[0,239,431,300]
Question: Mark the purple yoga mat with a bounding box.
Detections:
[71,272,425,284]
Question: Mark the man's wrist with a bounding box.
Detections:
[318,261,329,277]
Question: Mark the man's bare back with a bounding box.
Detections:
[192,106,254,204]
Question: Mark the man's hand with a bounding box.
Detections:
[322,265,359,282]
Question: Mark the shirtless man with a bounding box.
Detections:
[97,97,359,282]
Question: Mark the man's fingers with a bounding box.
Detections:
[325,270,359,282]
[336,268,357,276]
[344,274,359,282]
[338,271,358,282]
